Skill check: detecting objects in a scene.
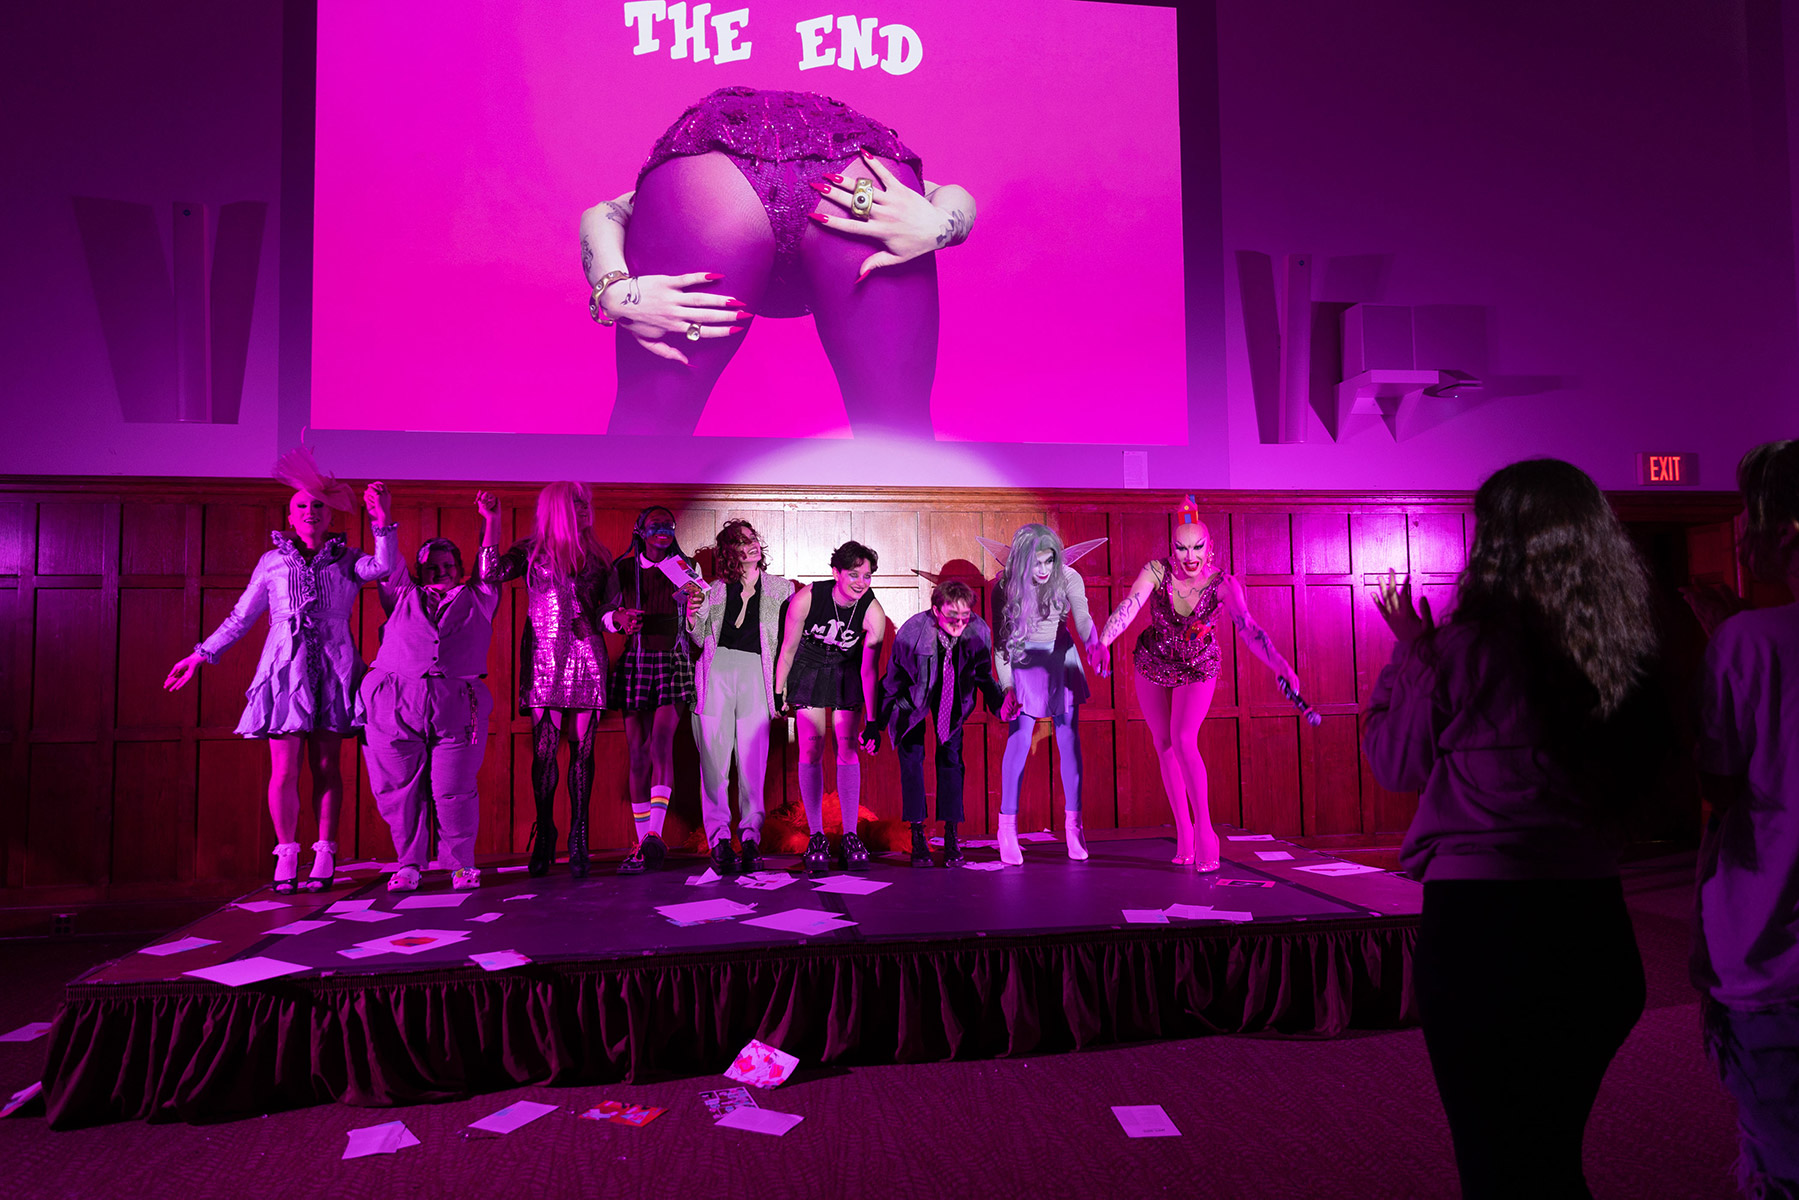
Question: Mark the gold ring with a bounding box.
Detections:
[685,323,702,341]
[849,178,875,219]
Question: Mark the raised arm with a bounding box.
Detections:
[1220,573,1300,690]
[1100,561,1162,648]
[472,491,505,588]
[1063,567,1109,678]
[351,482,398,583]
[773,586,813,707]
[1362,640,1440,793]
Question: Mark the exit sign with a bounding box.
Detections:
[1637,453,1697,486]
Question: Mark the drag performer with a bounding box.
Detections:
[1098,497,1305,871]
[687,519,797,875]
[163,449,396,894]
[493,481,625,877]
[985,525,1110,866]
[359,492,505,893]
[774,540,886,872]
[867,578,1005,868]
[579,87,977,438]
[610,506,703,874]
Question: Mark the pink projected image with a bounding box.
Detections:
[312,1,1184,448]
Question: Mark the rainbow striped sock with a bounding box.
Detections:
[647,786,671,837]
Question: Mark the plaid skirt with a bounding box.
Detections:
[612,646,697,711]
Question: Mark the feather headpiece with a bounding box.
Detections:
[271,446,354,512]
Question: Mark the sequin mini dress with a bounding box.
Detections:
[1132,564,1225,688]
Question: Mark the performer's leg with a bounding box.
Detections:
[624,710,653,842]
[935,726,967,825]
[1137,675,1193,863]
[301,732,346,888]
[896,721,929,824]
[795,707,829,833]
[429,680,491,876]
[732,669,772,849]
[694,674,737,848]
[1170,677,1221,868]
[644,703,681,839]
[1052,707,1088,861]
[566,709,598,876]
[799,155,940,440]
[831,708,864,834]
[998,713,1033,865]
[266,736,305,890]
[362,676,430,871]
[612,153,775,434]
[527,707,562,876]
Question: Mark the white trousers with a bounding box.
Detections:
[359,672,492,872]
[693,647,771,845]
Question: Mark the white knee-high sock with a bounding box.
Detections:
[837,762,861,834]
[799,763,825,833]
[646,785,671,837]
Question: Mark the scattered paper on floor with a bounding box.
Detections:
[394,892,469,909]
[342,1119,419,1158]
[687,868,722,886]
[468,1099,557,1134]
[724,1038,801,1088]
[183,957,308,988]
[1112,1104,1181,1138]
[0,1022,53,1043]
[700,1087,758,1119]
[333,909,403,924]
[715,1107,803,1135]
[579,1101,665,1126]
[267,919,334,936]
[325,899,376,914]
[469,912,502,923]
[1294,861,1384,877]
[1255,851,1294,862]
[231,900,290,913]
[810,876,891,896]
[140,936,219,957]
[655,898,756,924]
[469,950,531,972]
[740,909,855,935]
[1122,909,1169,924]
[1227,834,1275,842]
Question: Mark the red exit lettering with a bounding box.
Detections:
[1637,453,1697,486]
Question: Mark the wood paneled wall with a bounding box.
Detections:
[0,478,1739,902]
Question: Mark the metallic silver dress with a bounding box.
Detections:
[494,540,619,713]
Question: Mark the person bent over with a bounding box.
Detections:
[358,493,504,893]
[867,579,1004,867]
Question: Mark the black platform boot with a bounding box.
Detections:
[527,715,560,877]
[566,719,596,878]
[910,822,936,868]
[943,822,964,867]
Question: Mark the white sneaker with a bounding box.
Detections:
[386,865,422,893]
[451,868,480,891]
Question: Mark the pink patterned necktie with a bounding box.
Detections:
[937,628,956,735]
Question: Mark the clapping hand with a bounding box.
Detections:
[1374,570,1434,643]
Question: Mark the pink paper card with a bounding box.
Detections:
[579,1101,666,1127]
[723,1039,800,1089]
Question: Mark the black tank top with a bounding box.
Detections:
[794,579,872,663]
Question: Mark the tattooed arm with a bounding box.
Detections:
[1100,561,1162,648]
[922,182,976,247]
[1220,573,1302,691]
[576,190,747,365]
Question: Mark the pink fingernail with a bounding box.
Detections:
[822,173,844,184]
[724,299,747,309]
[728,325,746,334]
[808,212,830,223]
[703,273,724,281]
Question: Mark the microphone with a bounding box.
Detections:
[1276,676,1324,727]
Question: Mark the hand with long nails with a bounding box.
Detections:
[807,153,976,281]
[598,271,754,366]
[1373,569,1434,643]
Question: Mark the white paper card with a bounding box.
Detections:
[960,861,1007,871]
[736,872,803,891]
[325,899,377,914]
[1294,861,1384,877]
[501,893,537,902]
[140,936,219,957]
[715,1107,804,1136]
[1112,1105,1181,1138]
[394,892,470,910]
[1164,904,1216,919]
[1255,851,1294,862]
[1017,833,1057,843]
[469,950,531,972]
[343,1119,419,1158]
[231,900,290,913]
[1227,834,1275,842]
[741,909,856,935]
[468,1099,558,1134]
[267,919,334,936]
[687,868,722,886]
[496,865,530,874]
[470,912,502,924]
[337,861,382,873]
[809,876,891,896]
[1206,910,1255,922]
[334,909,403,924]
[657,555,705,588]
[356,929,468,956]
[338,947,387,960]
[0,1022,53,1043]
[656,899,756,924]
[183,956,308,988]
[1122,910,1169,924]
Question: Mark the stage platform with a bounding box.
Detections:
[36,831,1420,1128]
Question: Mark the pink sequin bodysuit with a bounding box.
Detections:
[1132,564,1225,688]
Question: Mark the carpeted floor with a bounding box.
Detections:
[0,855,1741,1200]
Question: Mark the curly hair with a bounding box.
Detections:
[1737,439,1799,582]
[714,519,767,582]
[997,524,1065,661]
[1454,459,1655,717]
[830,541,879,573]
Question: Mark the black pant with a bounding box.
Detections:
[895,717,966,823]
[1416,877,1645,1200]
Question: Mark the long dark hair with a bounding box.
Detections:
[1454,459,1655,717]
[1737,439,1799,582]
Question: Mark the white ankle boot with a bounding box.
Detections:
[998,813,1023,865]
[1064,810,1089,862]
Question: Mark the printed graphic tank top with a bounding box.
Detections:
[794,579,873,664]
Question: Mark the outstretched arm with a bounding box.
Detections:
[1100,562,1161,648]
[859,598,887,726]
[773,587,812,708]
[1220,574,1301,691]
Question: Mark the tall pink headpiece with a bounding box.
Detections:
[272,446,354,512]
[1174,495,1202,526]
